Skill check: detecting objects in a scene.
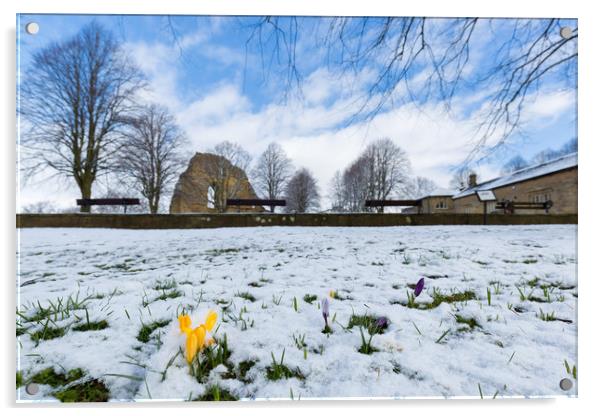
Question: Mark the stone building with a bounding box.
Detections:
[404,189,455,214]
[452,152,577,215]
[169,152,264,214]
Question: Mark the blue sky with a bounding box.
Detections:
[17,14,577,209]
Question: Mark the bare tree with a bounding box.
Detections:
[20,21,145,212]
[116,104,187,213]
[252,143,293,212]
[449,168,474,191]
[501,155,529,174]
[328,139,410,212]
[205,141,253,212]
[560,137,578,154]
[285,168,320,213]
[329,170,346,212]
[363,138,412,211]
[341,154,372,212]
[244,17,577,164]
[531,138,577,165]
[401,176,438,199]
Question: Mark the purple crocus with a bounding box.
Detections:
[375,316,389,331]
[414,277,425,297]
[321,298,330,326]
[321,298,333,334]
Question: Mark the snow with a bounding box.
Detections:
[419,188,454,199]
[453,153,578,199]
[16,225,578,401]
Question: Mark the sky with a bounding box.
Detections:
[16,14,578,211]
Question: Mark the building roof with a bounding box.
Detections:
[452,152,577,200]
[419,188,455,199]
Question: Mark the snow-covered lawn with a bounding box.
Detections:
[16,225,577,401]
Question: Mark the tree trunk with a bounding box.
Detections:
[148,197,155,214]
[149,194,159,214]
[79,180,93,213]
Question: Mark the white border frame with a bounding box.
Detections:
[3,1,600,415]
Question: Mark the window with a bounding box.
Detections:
[434,200,448,209]
[530,190,552,203]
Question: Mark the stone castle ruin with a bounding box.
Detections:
[169,152,264,214]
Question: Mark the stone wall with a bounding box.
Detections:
[17,213,577,229]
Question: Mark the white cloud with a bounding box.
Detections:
[173,83,485,196]
[125,41,181,109]
[178,84,252,127]
[522,89,576,123]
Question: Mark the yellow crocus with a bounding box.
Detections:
[329,290,336,299]
[185,331,198,363]
[204,310,218,332]
[179,310,219,364]
[178,314,192,333]
[194,325,207,350]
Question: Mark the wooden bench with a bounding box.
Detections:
[76,198,140,213]
[226,198,286,212]
[495,200,553,214]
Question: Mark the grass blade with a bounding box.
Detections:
[435,329,450,344]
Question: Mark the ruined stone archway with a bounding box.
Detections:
[169,153,264,214]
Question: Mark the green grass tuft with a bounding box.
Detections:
[207,248,241,256]
[347,314,388,335]
[403,289,476,309]
[191,335,234,383]
[153,278,177,291]
[358,327,378,354]
[30,367,84,388]
[455,314,481,331]
[54,379,110,402]
[237,360,257,382]
[235,291,257,302]
[16,325,29,337]
[137,319,170,343]
[72,320,109,332]
[30,325,65,343]
[194,385,238,401]
[303,294,318,304]
[153,289,183,303]
[266,349,304,380]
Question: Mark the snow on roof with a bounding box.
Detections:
[453,152,577,199]
[419,188,454,199]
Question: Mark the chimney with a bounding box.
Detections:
[468,173,477,188]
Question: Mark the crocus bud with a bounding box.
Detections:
[375,316,389,331]
[321,298,329,318]
[414,278,425,297]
